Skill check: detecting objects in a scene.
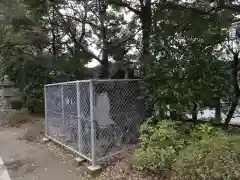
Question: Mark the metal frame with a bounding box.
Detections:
[76,82,83,158]
[44,86,48,135]
[44,134,92,161]
[44,80,98,167]
[44,79,143,168]
[89,80,97,167]
[45,79,141,87]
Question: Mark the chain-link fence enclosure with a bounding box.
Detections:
[44,79,145,167]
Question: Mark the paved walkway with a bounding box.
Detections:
[0,121,85,180]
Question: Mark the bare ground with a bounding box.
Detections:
[0,113,160,180]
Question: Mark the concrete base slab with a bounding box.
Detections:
[75,157,86,165]
[42,136,50,143]
[87,165,101,172]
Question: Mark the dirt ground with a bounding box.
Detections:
[0,113,159,180]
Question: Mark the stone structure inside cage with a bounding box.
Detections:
[44,79,145,168]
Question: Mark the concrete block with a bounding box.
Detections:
[87,165,101,172]
[75,157,86,165]
[42,136,50,143]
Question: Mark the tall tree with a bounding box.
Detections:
[46,0,139,78]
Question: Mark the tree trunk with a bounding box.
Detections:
[170,110,178,121]
[224,53,240,127]
[215,97,221,123]
[140,0,152,75]
[99,10,109,79]
[191,103,198,122]
[99,51,109,78]
[108,0,152,76]
[225,101,238,126]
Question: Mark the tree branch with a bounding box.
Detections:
[79,0,88,43]
[164,2,214,15]
[216,4,240,13]
[111,28,141,48]
[52,5,101,63]
[65,15,101,31]
[224,53,240,127]
[165,1,240,16]
[64,42,74,56]
[108,0,141,15]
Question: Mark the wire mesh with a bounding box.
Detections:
[45,79,145,163]
[77,82,91,159]
[92,80,145,160]
[46,83,79,151]
[45,81,92,159]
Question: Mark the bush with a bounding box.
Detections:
[24,85,44,113]
[190,123,220,139]
[134,120,240,180]
[174,131,240,180]
[133,120,188,173]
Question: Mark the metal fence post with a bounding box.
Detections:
[76,81,83,159]
[44,85,48,135]
[61,84,65,131]
[88,80,100,171]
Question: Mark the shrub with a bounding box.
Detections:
[24,85,44,113]
[191,123,221,139]
[134,121,240,180]
[174,127,240,180]
[133,120,188,173]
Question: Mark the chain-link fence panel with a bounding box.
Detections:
[45,84,62,142]
[46,84,62,113]
[77,82,91,159]
[45,81,92,160]
[45,79,145,165]
[92,80,145,160]
[62,83,78,150]
[45,83,79,152]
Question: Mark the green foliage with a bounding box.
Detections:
[133,120,188,172]
[191,123,220,139]
[0,0,238,123]
[147,0,232,120]
[0,0,89,112]
[134,120,240,179]
[24,84,44,113]
[4,56,50,112]
[145,51,230,120]
[174,132,240,180]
